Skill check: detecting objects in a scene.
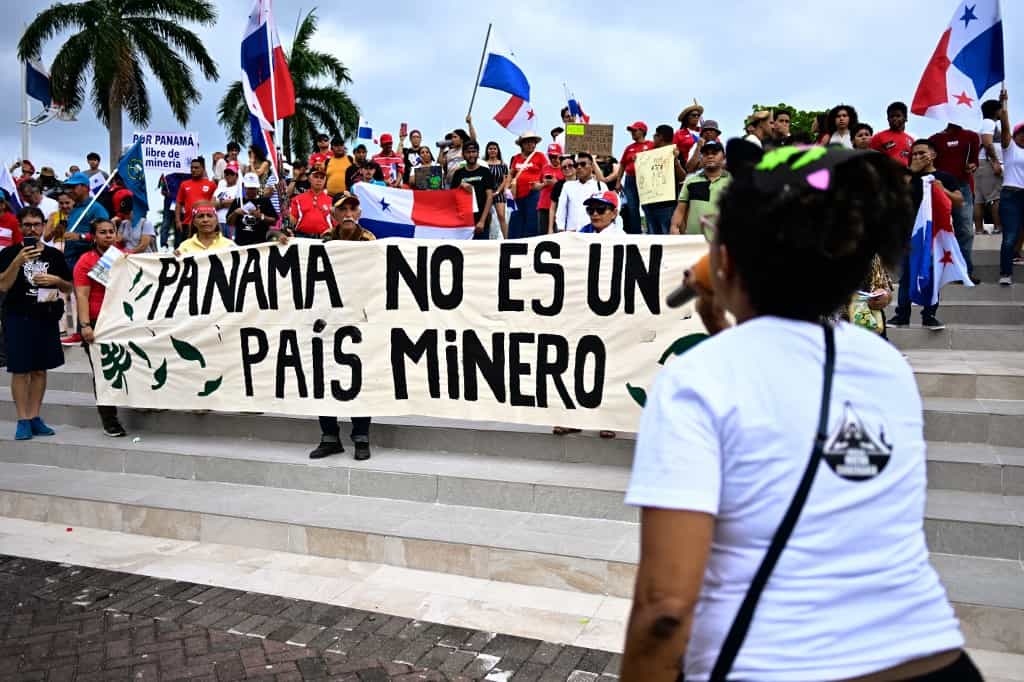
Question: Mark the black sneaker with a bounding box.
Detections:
[309,438,344,459]
[922,315,946,331]
[887,315,910,328]
[353,438,371,461]
[103,420,127,438]
[969,274,982,285]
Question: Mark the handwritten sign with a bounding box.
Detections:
[635,145,677,205]
[564,124,614,157]
[92,235,708,432]
[131,131,199,173]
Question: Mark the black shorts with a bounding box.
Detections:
[3,312,64,374]
[677,651,982,681]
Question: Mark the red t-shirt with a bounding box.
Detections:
[372,152,406,183]
[929,129,981,184]
[309,151,333,171]
[0,213,22,248]
[621,140,656,176]
[176,179,217,224]
[673,129,700,158]
[510,152,546,199]
[870,130,915,166]
[537,164,564,210]
[72,249,106,322]
[289,190,333,236]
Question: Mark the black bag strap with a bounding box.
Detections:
[709,322,836,682]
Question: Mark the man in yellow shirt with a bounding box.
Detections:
[325,138,353,195]
[176,202,235,254]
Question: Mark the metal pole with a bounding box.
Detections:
[467,23,492,118]
[66,169,118,235]
[20,59,30,164]
[266,0,279,173]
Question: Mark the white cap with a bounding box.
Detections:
[242,172,261,188]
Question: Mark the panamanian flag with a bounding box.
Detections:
[909,175,973,306]
[911,0,1003,127]
[241,0,295,121]
[352,184,476,240]
[494,96,535,135]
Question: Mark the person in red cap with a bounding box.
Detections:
[288,168,333,238]
[579,191,624,235]
[536,143,566,236]
[112,188,155,253]
[372,134,405,187]
[602,122,654,234]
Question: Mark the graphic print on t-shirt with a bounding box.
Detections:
[823,402,893,481]
[21,259,50,299]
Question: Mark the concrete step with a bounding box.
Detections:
[940,282,1024,303]
[906,350,1024,399]
[921,302,1024,326]
[889,324,1024,352]
[0,462,1021,653]
[6,386,1023,450]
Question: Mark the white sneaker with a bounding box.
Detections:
[999,275,1012,286]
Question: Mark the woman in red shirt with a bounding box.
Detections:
[508,132,546,238]
[74,218,126,438]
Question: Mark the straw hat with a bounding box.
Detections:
[678,101,705,123]
[515,131,542,145]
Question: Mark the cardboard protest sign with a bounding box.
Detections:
[564,124,614,157]
[635,145,677,205]
[92,234,707,432]
[131,131,199,173]
[413,166,444,190]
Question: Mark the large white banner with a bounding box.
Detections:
[130,131,199,173]
[93,234,707,432]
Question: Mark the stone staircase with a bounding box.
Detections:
[0,237,1021,656]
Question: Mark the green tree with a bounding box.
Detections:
[750,103,825,139]
[217,9,359,164]
[18,0,219,170]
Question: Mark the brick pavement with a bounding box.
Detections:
[0,555,621,681]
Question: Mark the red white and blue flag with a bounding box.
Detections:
[242,74,279,177]
[494,95,535,135]
[241,0,295,122]
[352,184,476,240]
[909,176,973,306]
[911,0,1004,126]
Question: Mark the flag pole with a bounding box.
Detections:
[66,170,119,235]
[20,59,30,164]
[266,0,280,170]
[467,23,492,118]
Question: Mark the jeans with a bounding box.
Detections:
[895,251,938,320]
[643,204,675,235]
[952,180,975,274]
[622,175,643,234]
[318,416,370,442]
[509,190,540,238]
[998,188,1024,277]
[160,208,175,249]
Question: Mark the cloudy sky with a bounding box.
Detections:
[2,0,1021,211]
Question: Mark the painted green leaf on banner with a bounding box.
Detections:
[100,344,132,391]
[128,341,151,368]
[197,376,222,397]
[122,301,134,321]
[128,269,143,292]
[626,383,647,408]
[134,282,153,301]
[657,333,710,365]
[151,359,167,390]
[171,337,206,368]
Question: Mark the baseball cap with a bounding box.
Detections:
[333,193,359,208]
[242,172,261,188]
[380,133,394,144]
[701,141,725,154]
[701,120,721,133]
[310,167,326,177]
[583,191,620,209]
[1014,121,1024,136]
[547,143,563,156]
[626,121,648,133]
[224,161,239,174]
[64,171,91,186]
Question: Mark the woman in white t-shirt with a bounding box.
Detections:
[997,89,1024,284]
[820,104,857,148]
[622,143,977,682]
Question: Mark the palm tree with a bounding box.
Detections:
[18,0,219,170]
[218,9,359,163]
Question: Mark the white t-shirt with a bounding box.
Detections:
[742,133,763,148]
[627,317,963,682]
[1002,139,1024,189]
[978,119,1003,162]
[213,179,241,223]
[33,196,59,220]
[829,131,853,148]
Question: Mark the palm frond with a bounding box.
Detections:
[121,0,216,24]
[217,81,250,145]
[133,30,200,125]
[17,1,95,61]
[291,9,318,53]
[48,31,94,114]
[131,17,218,80]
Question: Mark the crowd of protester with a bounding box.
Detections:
[1,90,1022,455]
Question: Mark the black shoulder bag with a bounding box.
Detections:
[705,322,836,682]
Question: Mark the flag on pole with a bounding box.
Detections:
[909,175,973,306]
[911,0,1004,126]
[116,140,149,225]
[0,166,24,211]
[241,0,295,121]
[352,183,476,240]
[25,59,51,108]
[493,96,535,135]
[357,118,373,142]
[242,75,279,178]
[478,32,530,102]
[564,85,590,124]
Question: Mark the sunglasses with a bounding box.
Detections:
[700,213,718,242]
[575,161,590,168]
[585,205,611,215]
